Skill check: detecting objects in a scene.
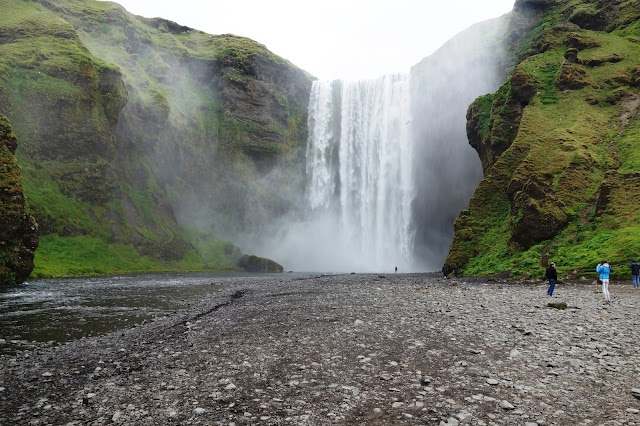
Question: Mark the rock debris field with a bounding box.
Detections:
[1,273,640,425]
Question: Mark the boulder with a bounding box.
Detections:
[237,254,283,273]
[547,301,568,310]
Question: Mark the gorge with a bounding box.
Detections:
[268,17,509,272]
[1,0,639,281]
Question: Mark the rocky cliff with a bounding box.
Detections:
[447,0,640,278]
[0,0,312,276]
[0,115,38,284]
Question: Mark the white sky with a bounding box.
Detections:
[107,0,515,80]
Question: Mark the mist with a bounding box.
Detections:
[76,8,511,274]
[252,15,510,273]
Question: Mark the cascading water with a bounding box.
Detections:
[304,74,416,272]
[261,18,506,273]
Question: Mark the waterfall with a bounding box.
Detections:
[305,74,416,272]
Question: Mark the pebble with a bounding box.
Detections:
[500,400,515,410]
[1,275,639,426]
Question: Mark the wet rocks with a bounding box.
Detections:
[1,274,639,425]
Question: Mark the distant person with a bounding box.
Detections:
[630,259,640,289]
[395,266,398,273]
[545,261,557,297]
[596,260,612,302]
[441,264,449,278]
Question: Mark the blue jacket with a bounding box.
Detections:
[597,263,611,279]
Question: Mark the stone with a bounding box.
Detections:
[547,302,568,310]
[500,400,515,410]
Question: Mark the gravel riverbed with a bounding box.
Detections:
[1,273,640,425]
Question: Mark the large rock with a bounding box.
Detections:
[0,115,38,284]
[237,254,283,273]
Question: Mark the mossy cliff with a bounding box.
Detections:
[447,0,640,278]
[0,115,38,284]
[0,0,312,277]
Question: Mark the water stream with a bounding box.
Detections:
[0,273,283,354]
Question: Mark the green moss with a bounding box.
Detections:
[32,235,168,277]
[20,160,105,237]
[569,5,600,25]
[472,94,494,142]
[449,1,640,277]
[180,225,237,270]
[616,119,640,173]
[0,0,311,279]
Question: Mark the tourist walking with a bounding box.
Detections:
[545,262,557,297]
[629,259,640,288]
[596,260,612,302]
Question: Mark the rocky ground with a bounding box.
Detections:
[1,273,640,425]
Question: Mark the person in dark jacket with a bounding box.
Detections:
[630,259,640,288]
[545,262,558,297]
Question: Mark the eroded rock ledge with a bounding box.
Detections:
[0,115,38,285]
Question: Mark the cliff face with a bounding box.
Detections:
[0,115,38,284]
[447,0,640,277]
[410,15,510,268]
[0,0,312,276]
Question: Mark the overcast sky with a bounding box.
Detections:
[107,0,515,80]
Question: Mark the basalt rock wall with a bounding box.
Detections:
[0,115,38,284]
[447,0,640,278]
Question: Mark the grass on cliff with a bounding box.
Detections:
[33,233,235,278]
[32,235,168,277]
[2,0,305,278]
[453,18,640,278]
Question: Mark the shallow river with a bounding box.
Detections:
[0,273,269,354]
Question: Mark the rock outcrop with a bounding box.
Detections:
[447,0,640,277]
[237,254,284,273]
[0,115,38,284]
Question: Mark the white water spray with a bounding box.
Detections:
[304,74,415,272]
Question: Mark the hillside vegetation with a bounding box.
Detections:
[0,0,312,277]
[447,0,640,280]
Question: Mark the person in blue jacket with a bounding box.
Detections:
[545,262,558,297]
[629,259,640,288]
[596,260,611,302]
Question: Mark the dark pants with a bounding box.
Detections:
[547,279,556,296]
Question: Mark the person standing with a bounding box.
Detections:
[629,259,640,288]
[596,260,612,302]
[545,262,557,297]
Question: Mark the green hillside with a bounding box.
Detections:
[0,0,312,277]
[447,0,640,280]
